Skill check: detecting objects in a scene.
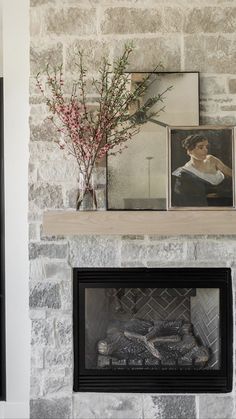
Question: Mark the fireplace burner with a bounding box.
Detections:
[73,268,233,393]
[97,319,210,369]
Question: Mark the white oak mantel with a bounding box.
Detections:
[43,210,236,236]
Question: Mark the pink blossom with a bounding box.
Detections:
[36,44,164,194]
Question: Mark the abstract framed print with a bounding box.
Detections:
[168,126,235,210]
[107,72,199,210]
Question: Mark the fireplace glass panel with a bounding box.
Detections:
[85,287,220,371]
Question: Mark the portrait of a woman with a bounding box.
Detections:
[169,128,234,208]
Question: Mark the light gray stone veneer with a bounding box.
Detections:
[31,319,55,346]
[29,242,68,260]
[143,395,196,419]
[69,236,121,267]
[198,395,235,419]
[29,0,236,418]
[29,183,63,209]
[101,8,163,34]
[45,7,97,36]
[30,397,72,419]
[30,281,62,309]
[73,393,144,419]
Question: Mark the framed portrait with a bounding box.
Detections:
[107,72,199,210]
[168,126,235,210]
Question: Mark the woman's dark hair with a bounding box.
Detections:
[181,134,206,151]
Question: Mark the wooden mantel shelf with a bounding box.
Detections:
[43,210,236,236]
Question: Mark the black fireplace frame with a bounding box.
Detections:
[73,267,233,393]
[0,78,6,401]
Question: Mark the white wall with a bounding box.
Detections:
[0,0,30,418]
[0,0,2,77]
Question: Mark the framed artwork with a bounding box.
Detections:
[168,126,235,210]
[107,72,199,210]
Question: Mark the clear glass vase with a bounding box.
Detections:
[75,166,106,211]
[76,168,96,210]
[76,186,98,210]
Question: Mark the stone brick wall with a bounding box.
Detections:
[29,1,236,418]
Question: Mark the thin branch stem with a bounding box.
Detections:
[36,43,171,206]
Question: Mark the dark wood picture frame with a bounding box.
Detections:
[168,126,235,210]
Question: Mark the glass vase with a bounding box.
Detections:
[75,166,106,211]
[76,169,96,210]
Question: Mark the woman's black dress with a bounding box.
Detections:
[172,168,233,207]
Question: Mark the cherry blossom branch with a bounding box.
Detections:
[36,43,171,194]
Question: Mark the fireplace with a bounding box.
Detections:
[73,268,233,393]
